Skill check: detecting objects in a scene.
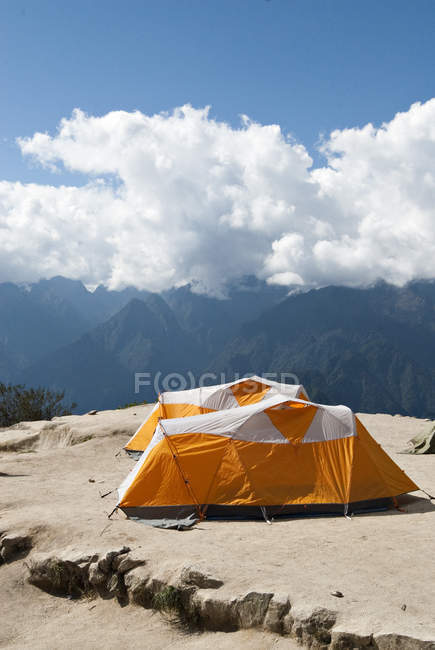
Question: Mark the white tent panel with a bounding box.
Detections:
[302,405,356,443]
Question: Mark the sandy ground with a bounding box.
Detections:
[0,406,434,648]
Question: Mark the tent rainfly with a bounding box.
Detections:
[117,393,419,529]
[124,375,309,456]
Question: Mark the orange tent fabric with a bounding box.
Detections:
[117,393,418,528]
[125,375,309,454]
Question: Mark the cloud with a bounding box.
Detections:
[0,101,434,294]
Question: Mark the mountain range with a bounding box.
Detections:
[0,275,434,418]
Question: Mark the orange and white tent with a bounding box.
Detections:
[124,375,309,455]
[117,393,418,528]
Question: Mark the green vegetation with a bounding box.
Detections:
[150,584,201,630]
[116,400,147,410]
[0,383,76,427]
[152,585,183,613]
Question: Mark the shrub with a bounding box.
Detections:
[0,383,76,427]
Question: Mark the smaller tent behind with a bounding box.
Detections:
[125,375,309,455]
[118,393,418,528]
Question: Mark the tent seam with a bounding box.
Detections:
[159,420,204,520]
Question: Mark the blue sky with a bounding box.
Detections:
[1,0,435,185]
[1,0,435,292]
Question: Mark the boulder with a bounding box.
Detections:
[27,553,90,598]
[179,564,224,589]
[88,561,107,589]
[112,550,145,574]
[291,606,338,647]
[124,566,151,606]
[374,632,435,649]
[0,533,32,562]
[97,546,130,573]
[263,593,291,633]
[235,591,274,628]
[331,627,374,649]
[192,591,239,631]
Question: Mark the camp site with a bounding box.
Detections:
[1,375,434,648]
[2,1,435,647]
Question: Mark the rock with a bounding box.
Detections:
[97,546,130,572]
[331,590,344,598]
[282,610,295,635]
[27,547,134,601]
[25,542,434,648]
[291,606,337,647]
[192,590,274,631]
[87,410,98,415]
[263,593,291,633]
[193,592,239,631]
[59,548,97,567]
[179,564,224,589]
[331,628,374,649]
[235,591,274,629]
[106,573,123,597]
[374,632,435,649]
[0,430,40,453]
[112,551,146,574]
[88,561,107,588]
[0,533,32,562]
[27,553,90,598]
[193,590,274,632]
[124,566,151,606]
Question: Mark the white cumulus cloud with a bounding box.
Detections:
[0,101,434,294]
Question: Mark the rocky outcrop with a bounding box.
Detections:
[24,547,435,649]
[27,546,133,600]
[373,633,435,650]
[187,590,273,632]
[263,593,291,634]
[0,532,33,563]
[330,625,374,649]
[180,564,224,589]
[288,606,338,647]
[0,404,150,453]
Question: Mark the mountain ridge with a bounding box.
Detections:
[19,294,198,412]
[1,276,434,417]
[209,281,435,418]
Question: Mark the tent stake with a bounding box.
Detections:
[260,506,272,524]
[108,506,118,519]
